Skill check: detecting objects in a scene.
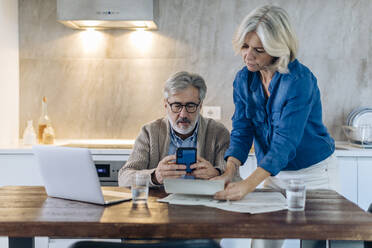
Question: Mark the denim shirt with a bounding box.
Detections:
[224,59,335,176]
[168,121,198,155]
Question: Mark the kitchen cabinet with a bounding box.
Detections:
[337,156,372,211]
[0,154,42,186]
[357,158,372,211]
[337,157,358,204]
[0,149,130,187]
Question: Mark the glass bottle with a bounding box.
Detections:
[23,120,37,145]
[42,125,55,145]
[38,96,51,144]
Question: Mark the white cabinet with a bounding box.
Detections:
[338,156,372,211]
[337,157,358,204]
[0,154,43,186]
[357,158,372,211]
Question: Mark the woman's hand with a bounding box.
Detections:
[214,167,271,201]
[190,156,219,179]
[214,179,252,201]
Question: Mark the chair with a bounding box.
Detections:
[69,239,221,248]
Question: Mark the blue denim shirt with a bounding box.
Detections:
[224,59,335,176]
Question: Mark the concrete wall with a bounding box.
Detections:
[19,0,372,140]
[0,0,19,145]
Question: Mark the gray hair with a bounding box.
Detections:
[233,5,298,73]
[163,71,207,101]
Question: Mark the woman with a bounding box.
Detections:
[214,5,339,202]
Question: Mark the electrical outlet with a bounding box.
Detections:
[202,106,221,120]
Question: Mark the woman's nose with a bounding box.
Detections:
[244,48,255,59]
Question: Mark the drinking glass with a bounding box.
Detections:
[286,179,306,211]
[131,174,150,204]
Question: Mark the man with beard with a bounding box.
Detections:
[118,71,236,187]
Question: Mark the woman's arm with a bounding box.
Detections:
[212,156,241,183]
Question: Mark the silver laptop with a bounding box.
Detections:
[32,145,132,205]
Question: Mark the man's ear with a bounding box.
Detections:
[164,99,168,109]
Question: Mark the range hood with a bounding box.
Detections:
[57,0,158,30]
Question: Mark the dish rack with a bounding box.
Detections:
[342,125,372,148]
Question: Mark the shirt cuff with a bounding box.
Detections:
[149,169,162,187]
[224,146,249,165]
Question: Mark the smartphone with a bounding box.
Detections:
[176,147,197,173]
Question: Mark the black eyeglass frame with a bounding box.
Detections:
[167,100,201,113]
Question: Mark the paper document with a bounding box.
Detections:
[164,178,224,195]
[158,192,287,214]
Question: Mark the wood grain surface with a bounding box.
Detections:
[0,186,371,240]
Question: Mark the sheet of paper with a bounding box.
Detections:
[158,192,287,214]
[163,178,224,195]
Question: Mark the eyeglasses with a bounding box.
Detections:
[167,101,200,113]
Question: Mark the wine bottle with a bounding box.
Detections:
[38,96,51,144]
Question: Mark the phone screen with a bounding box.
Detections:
[176,148,196,173]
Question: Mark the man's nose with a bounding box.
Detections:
[179,106,189,117]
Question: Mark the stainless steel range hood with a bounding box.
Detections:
[57,0,158,30]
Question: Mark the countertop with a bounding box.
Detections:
[0,139,134,155]
[1,140,372,157]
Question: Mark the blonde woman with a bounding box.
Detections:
[214,6,339,247]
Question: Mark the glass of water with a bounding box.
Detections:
[131,174,150,204]
[286,179,306,211]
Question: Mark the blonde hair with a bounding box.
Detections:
[233,5,298,73]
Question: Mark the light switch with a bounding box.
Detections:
[202,106,221,120]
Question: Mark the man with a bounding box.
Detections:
[119,71,238,186]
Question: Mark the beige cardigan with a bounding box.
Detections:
[118,116,237,187]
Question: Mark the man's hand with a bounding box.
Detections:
[190,156,219,179]
[154,155,186,184]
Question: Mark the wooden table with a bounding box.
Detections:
[0,186,371,248]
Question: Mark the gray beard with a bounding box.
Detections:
[168,115,199,135]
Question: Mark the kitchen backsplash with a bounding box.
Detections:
[19,0,372,140]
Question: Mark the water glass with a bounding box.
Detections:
[286,179,306,211]
[131,174,150,204]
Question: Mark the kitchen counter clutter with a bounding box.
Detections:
[335,141,372,156]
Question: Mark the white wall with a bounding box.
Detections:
[0,0,19,145]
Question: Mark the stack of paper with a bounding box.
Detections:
[159,192,287,214]
[163,178,224,195]
[161,179,287,213]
